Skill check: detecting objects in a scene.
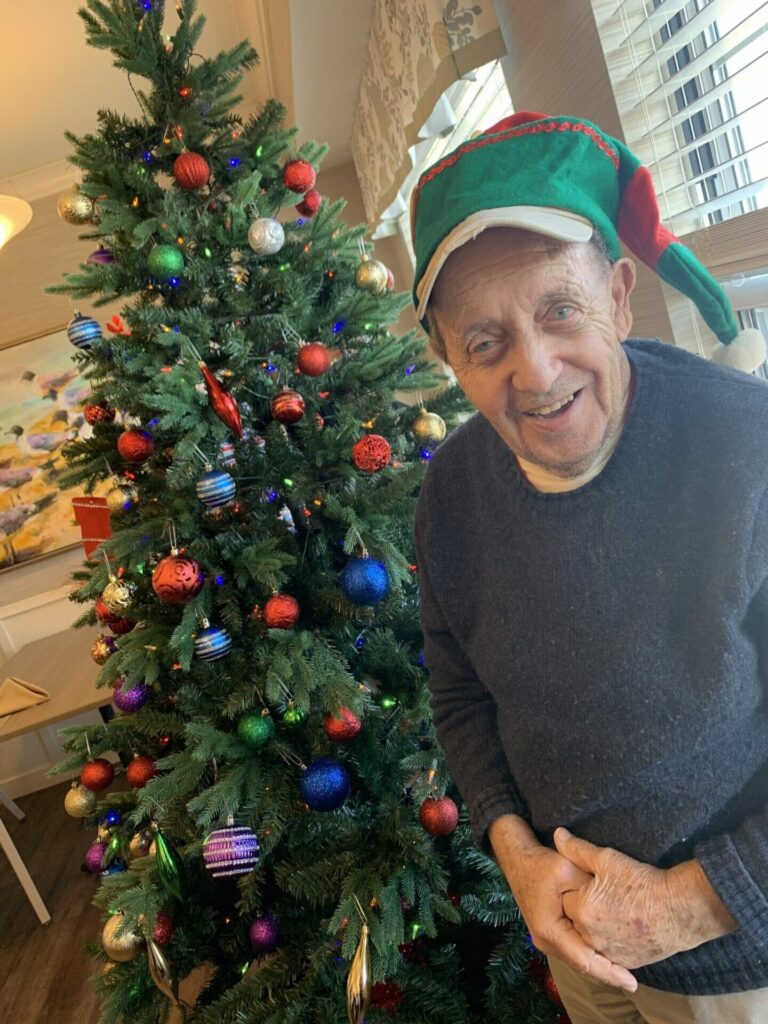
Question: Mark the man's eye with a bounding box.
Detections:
[552,305,575,320]
[468,338,499,357]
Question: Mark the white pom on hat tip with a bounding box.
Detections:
[710,328,766,374]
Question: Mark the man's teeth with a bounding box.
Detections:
[528,392,576,417]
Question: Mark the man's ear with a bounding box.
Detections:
[611,258,636,341]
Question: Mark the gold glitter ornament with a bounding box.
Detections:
[102,913,144,962]
[64,781,96,818]
[355,258,387,296]
[90,634,115,665]
[56,186,94,224]
[412,409,447,445]
[101,576,135,615]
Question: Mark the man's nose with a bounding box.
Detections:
[506,331,562,395]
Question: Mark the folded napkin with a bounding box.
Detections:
[0,676,50,725]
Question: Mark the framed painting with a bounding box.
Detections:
[0,328,99,572]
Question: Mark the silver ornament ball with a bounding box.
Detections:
[247,217,285,255]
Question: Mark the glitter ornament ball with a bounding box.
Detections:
[412,409,447,445]
[283,159,316,193]
[296,342,331,377]
[64,782,96,818]
[80,758,115,792]
[352,434,391,473]
[113,678,152,714]
[106,483,138,514]
[247,217,285,255]
[271,389,305,424]
[152,553,204,604]
[418,795,459,836]
[128,828,154,858]
[249,913,280,954]
[355,258,388,295]
[147,244,184,281]
[102,914,144,962]
[193,623,232,661]
[85,841,108,873]
[263,594,300,629]
[83,403,116,426]
[340,558,390,606]
[107,614,135,635]
[196,468,236,508]
[117,429,154,463]
[101,577,135,615]
[203,822,259,878]
[296,189,322,217]
[152,912,174,946]
[91,633,116,665]
[126,754,156,788]
[282,705,306,729]
[237,711,275,749]
[323,707,362,742]
[371,981,405,1012]
[67,311,103,350]
[173,151,210,189]
[57,187,94,224]
[300,757,351,811]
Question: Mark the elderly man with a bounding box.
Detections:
[412,112,768,1023]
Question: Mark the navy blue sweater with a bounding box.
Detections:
[415,339,768,995]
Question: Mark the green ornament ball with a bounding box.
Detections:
[147,244,184,281]
[237,711,275,748]
[282,706,306,729]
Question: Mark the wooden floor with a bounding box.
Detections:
[0,781,103,1024]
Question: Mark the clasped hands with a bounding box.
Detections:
[490,818,737,993]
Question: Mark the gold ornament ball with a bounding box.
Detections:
[102,578,135,615]
[355,259,388,295]
[102,914,144,962]
[413,410,447,444]
[57,187,94,225]
[64,782,96,818]
[90,634,114,666]
[105,484,138,514]
[129,828,154,859]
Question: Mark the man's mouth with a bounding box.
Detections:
[525,389,581,419]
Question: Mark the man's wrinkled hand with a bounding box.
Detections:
[555,828,737,969]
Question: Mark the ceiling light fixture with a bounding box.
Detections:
[0,195,33,250]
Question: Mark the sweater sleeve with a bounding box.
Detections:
[415,479,529,850]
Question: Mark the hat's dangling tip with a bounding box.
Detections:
[711,328,766,374]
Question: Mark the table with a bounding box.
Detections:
[0,626,112,924]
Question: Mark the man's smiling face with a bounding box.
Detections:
[430,227,637,478]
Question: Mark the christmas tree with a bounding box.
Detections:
[50,2,567,1021]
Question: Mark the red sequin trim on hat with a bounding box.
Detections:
[411,120,620,227]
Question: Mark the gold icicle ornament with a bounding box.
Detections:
[346,896,371,1024]
[146,937,181,1007]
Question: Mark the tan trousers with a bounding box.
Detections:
[548,956,768,1024]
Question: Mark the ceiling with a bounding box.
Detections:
[0,0,374,200]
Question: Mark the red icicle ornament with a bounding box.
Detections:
[198,361,242,438]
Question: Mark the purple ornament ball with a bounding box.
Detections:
[113,677,152,713]
[85,841,107,873]
[202,824,259,878]
[249,913,280,953]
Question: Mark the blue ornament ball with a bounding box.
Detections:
[300,757,351,811]
[194,624,233,662]
[67,311,103,349]
[339,557,390,606]
[196,469,236,508]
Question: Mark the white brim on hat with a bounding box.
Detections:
[415,206,593,320]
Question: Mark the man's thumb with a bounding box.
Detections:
[554,827,596,871]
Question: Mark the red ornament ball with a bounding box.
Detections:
[263,594,300,629]
[152,912,174,946]
[152,553,204,604]
[271,389,305,424]
[126,754,156,789]
[352,434,392,473]
[296,189,322,217]
[323,707,361,742]
[371,981,405,1013]
[80,757,115,792]
[419,795,459,835]
[117,429,154,463]
[173,151,210,190]
[94,599,135,635]
[84,403,116,426]
[296,342,331,377]
[283,159,316,193]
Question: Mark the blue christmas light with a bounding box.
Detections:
[296,218,304,226]
[103,810,122,826]
[266,488,279,503]
[266,363,277,373]
[417,652,425,667]
[147,418,160,427]
[405,364,417,376]
[229,157,241,168]
[215,574,226,586]
[141,1,153,9]
[143,151,152,163]
[420,448,434,461]
[173,325,180,332]
[354,634,366,649]
[332,319,346,333]
[168,277,180,288]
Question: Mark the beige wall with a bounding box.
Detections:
[491,0,675,344]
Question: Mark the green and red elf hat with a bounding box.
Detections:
[411,111,765,373]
